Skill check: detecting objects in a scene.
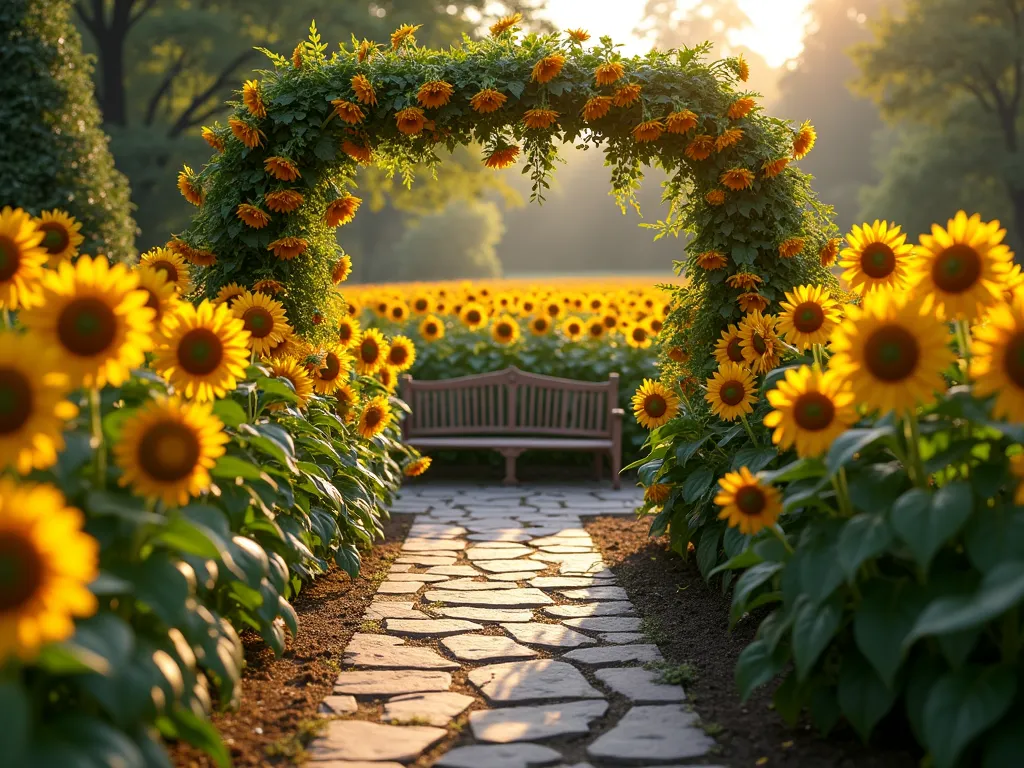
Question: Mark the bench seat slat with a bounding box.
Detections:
[407,436,613,451]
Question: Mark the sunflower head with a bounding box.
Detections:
[777,284,843,350]
[665,109,698,134]
[737,311,781,375]
[156,300,250,402]
[269,356,315,410]
[715,468,782,535]
[326,194,362,227]
[232,290,292,355]
[529,315,552,336]
[595,61,625,86]
[561,316,585,341]
[489,12,522,37]
[355,327,390,375]
[136,265,181,327]
[460,302,488,330]
[351,73,378,105]
[264,156,301,182]
[705,363,758,422]
[309,344,354,395]
[839,220,914,295]
[632,378,680,430]
[531,54,566,84]
[419,314,445,342]
[34,210,84,266]
[644,483,671,504]
[395,107,427,135]
[404,456,432,477]
[387,335,416,371]
[523,108,559,130]
[417,80,455,109]
[0,206,47,310]
[358,394,393,439]
[471,88,508,114]
[391,23,421,49]
[612,83,642,107]
[971,291,1024,422]
[764,366,857,458]
[339,315,362,348]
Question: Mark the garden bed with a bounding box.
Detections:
[585,515,918,768]
[170,514,413,767]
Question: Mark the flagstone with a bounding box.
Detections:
[538,545,594,554]
[467,531,534,542]
[310,720,446,762]
[586,705,713,762]
[529,576,602,589]
[436,743,562,768]
[469,699,608,743]
[469,540,535,549]
[561,616,641,632]
[562,644,663,667]
[318,694,357,715]
[364,601,429,621]
[333,669,451,696]
[437,578,519,591]
[425,588,552,607]
[384,572,450,583]
[500,622,597,649]
[441,634,539,663]
[487,571,540,581]
[467,545,534,560]
[600,632,646,643]
[543,602,635,618]
[396,554,457,566]
[594,667,686,703]
[384,618,483,637]
[558,586,629,602]
[382,691,474,726]
[475,559,547,573]
[377,580,425,594]
[434,606,535,623]
[425,565,481,576]
[344,634,459,670]
[402,539,467,551]
[469,659,603,704]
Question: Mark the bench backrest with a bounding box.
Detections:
[400,366,619,438]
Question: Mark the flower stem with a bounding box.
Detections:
[739,413,759,447]
[833,466,854,517]
[90,387,106,490]
[904,410,928,488]
[770,524,794,555]
[812,343,824,370]
[954,319,972,384]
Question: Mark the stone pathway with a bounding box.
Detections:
[310,483,723,767]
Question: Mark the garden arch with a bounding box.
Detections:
[176,17,837,378]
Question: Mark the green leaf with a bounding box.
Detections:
[696,526,721,581]
[158,708,231,768]
[837,651,897,741]
[826,424,895,476]
[154,515,222,559]
[212,454,266,481]
[982,707,1024,768]
[35,641,111,675]
[923,665,1016,768]
[854,580,927,688]
[0,682,28,763]
[735,637,784,701]
[682,466,714,503]
[792,591,843,681]
[837,513,892,581]
[213,399,247,428]
[732,444,777,473]
[891,483,973,572]
[965,504,1024,573]
[790,521,844,605]
[906,561,1024,647]
[730,562,783,623]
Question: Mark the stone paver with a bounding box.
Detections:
[587,705,714,762]
[469,660,603,704]
[595,667,686,703]
[311,483,716,767]
[441,634,539,662]
[311,720,446,762]
[333,669,451,696]
[501,622,597,649]
[469,700,608,742]
[382,691,474,726]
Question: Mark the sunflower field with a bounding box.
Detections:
[347,277,676,458]
[636,211,1024,767]
[0,206,422,766]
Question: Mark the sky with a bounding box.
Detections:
[539,0,813,68]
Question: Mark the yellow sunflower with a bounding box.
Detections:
[612,83,642,107]
[0,479,98,662]
[715,468,782,535]
[420,314,445,342]
[410,293,432,314]
[587,319,606,340]
[34,210,84,266]
[391,23,421,49]
[764,366,857,458]
[705,363,758,421]
[644,483,671,504]
[595,61,624,86]
[471,88,507,113]
[378,365,399,394]
[491,315,521,345]
[776,284,843,350]
[140,247,191,293]
[213,282,247,307]
[309,344,354,396]
[528,316,552,336]
[338,315,362,348]
[971,293,1024,422]
[21,256,154,388]
[355,327,389,375]
[232,291,292,355]
[531,54,566,84]
[358,394,393,439]
[737,311,781,375]
[489,12,521,37]
[460,302,488,330]
[829,289,954,414]
[404,456,432,477]
[135,265,181,327]
[387,335,416,371]
[561,316,585,341]
[155,300,250,401]
[839,220,914,296]
[114,396,227,506]
[334,382,359,423]
[626,323,652,349]
[0,206,47,309]
[0,334,77,474]
[909,211,1014,320]
[177,165,203,206]
[387,301,409,324]
[269,356,314,409]
[632,378,680,429]
[332,255,353,287]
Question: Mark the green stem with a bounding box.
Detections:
[90,387,106,490]
[954,319,972,384]
[739,413,759,447]
[905,410,928,488]
[832,466,854,517]
[812,343,824,370]
[2,310,11,330]
[769,524,794,555]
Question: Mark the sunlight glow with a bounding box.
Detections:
[539,0,813,69]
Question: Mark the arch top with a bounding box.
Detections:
[179,16,836,365]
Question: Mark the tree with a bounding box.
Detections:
[377,201,505,282]
[73,0,544,246]
[855,0,1024,246]
[1,0,135,259]
[775,0,890,230]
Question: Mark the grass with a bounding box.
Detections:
[646,660,698,686]
[265,718,327,761]
[639,615,668,645]
[359,619,383,633]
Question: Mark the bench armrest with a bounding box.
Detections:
[611,408,625,418]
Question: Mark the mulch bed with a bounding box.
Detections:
[585,515,918,768]
[171,514,413,767]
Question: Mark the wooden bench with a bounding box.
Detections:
[399,366,624,488]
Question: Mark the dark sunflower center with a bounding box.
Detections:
[497,323,513,338]
[727,337,744,363]
[360,338,379,363]
[591,300,601,310]
[860,242,896,279]
[138,420,201,483]
[152,260,179,284]
[644,394,667,417]
[1003,333,1024,389]
[932,244,982,293]
[590,323,603,337]
[650,319,663,332]
[0,368,32,434]
[39,223,70,255]
[425,323,438,336]
[390,347,408,365]
[864,324,919,382]
[414,299,428,311]
[735,486,767,516]
[177,328,225,375]
[534,320,547,331]
[632,328,646,342]
[57,297,117,357]
[242,307,274,338]
[603,315,616,328]
[339,325,352,343]
[467,310,481,324]
[752,332,768,355]
[0,236,22,282]
[391,307,404,320]
[793,391,836,431]
[793,301,825,333]
[569,323,581,335]
[320,352,341,380]
[364,407,382,428]
[720,380,746,406]
[0,531,43,612]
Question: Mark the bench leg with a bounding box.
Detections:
[500,449,521,486]
[610,449,621,490]
[593,452,603,481]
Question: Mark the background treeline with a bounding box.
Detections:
[68,0,1024,277]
